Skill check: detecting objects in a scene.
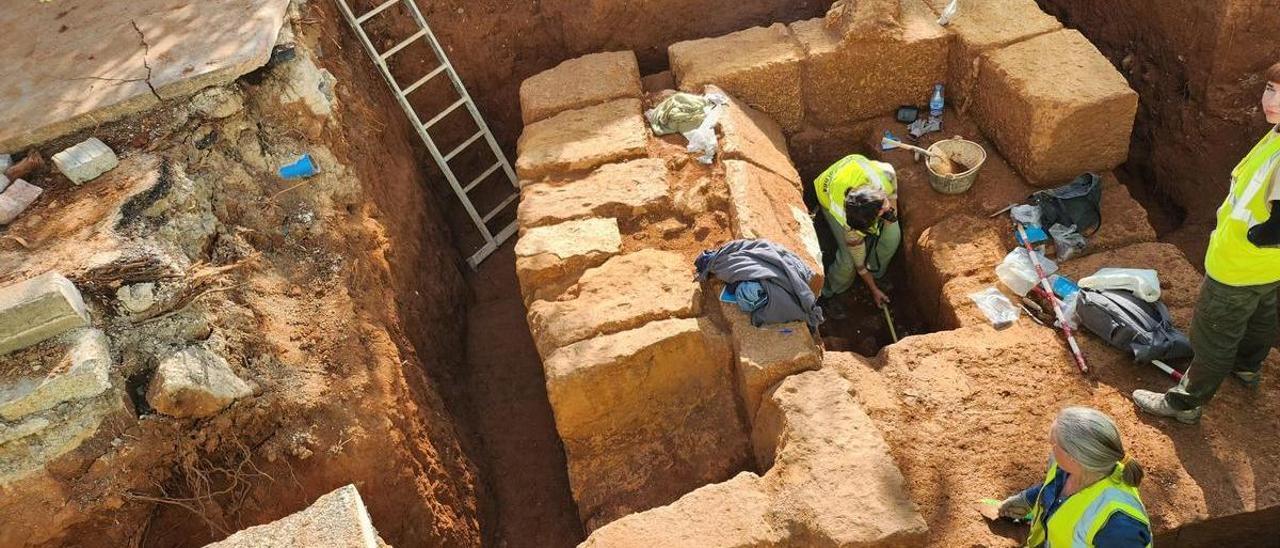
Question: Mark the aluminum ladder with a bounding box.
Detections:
[335,0,519,268]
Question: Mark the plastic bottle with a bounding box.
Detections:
[930,84,945,118]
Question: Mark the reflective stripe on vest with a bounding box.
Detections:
[812,154,895,231]
[1025,461,1151,548]
[1205,127,1280,286]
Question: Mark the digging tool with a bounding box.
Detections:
[1151,359,1185,381]
[880,304,899,343]
[881,136,968,175]
[1017,223,1089,375]
[988,203,1017,218]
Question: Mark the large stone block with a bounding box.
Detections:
[206,485,385,548]
[520,51,643,125]
[146,346,252,418]
[973,30,1138,185]
[0,388,125,485]
[670,24,805,131]
[0,328,111,421]
[544,317,748,530]
[708,85,801,186]
[923,0,1061,104]
[526,250,701,357]
[718,301,820,423]
[0,272,91,357]
[791,1,950,126]
[724,160,824,291]
[516,98,649,180]
[1085,176,1158,255]
[517,158,670,228]
[911,215,1007,318]
[515,218,622,304]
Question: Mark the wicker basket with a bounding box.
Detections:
[926,137,986,194]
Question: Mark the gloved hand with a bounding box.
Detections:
[1247,206,1280,248]
[998,493,1031,520]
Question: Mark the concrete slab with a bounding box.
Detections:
[0,0,292,151]
[709,85,801,186]
[790,0,950,126]
[670,24,805,131]
[515,218,622,304]
[0,328,111,421]
[516,98,650,180]
[724,160,824,290]
[0,272,91,357]
[922,0,1061,104]
[973,30,1139,185]
[543,317,748,531]
[717,300,820,424]
[517,158,670,229]
[205,485,385,548]
[520,51,643,125]
[525,249,702,357]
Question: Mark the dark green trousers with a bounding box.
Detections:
[1166,277,1279,410]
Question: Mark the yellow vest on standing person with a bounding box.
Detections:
[1205,127,1280,286]
[814,154,896,234]
[1025,461,1151,548]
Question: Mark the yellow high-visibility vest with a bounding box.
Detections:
[813,154,896,234]
[1205,127,1280,286]
[1025,460,1151,548]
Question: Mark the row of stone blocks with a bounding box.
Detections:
[664,0,1138,186]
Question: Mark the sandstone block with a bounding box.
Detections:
[0,179,43,225]
[724,160,824,291]
[709,85,801,186]
[515,218,622,304]
[146,346,252,418]
[206,485,385,548]
[670,24,805,131]
[1085,178,1158,255]
[0,328,111,421]
[791,1,950,126]
[51,137,119,185]
[938,273,1004,330]
[755,368,928,546]
[516,98,648,180]
[911,215,1007,319]
[517,158,670,228]
[923,0,1061,104]
[0,272,91,357]
[973,30,1138,185]
[544,317,749,530]
[520,51,642,125]
[0,388,125,485]
[526,250,701,357]
[718,301,820,423]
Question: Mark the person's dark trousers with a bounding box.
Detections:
[1166,277,1280,410]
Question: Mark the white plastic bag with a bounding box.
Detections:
[1078,268,1162,302]
[1049,224,1087,261]
[1011,204,1041,226]
[683,94,728,165]
[995,247,1059,296]
[969,287,1020,329]
[1056,291,1081,329]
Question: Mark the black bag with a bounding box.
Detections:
[1029,173,1103,236]
[1076,288,1193,363]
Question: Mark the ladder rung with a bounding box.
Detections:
[464,162,503,193]
[445,131,486,161]
[400,64,448,96]
[379,28,428,60]
[482,193,519,223]
[423,98,467,129]
[356,0,400,24]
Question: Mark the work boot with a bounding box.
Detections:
[1233,370,1262,389]
[1132,389,1202,424]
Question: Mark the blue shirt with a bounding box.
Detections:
[1021,467,1151,547]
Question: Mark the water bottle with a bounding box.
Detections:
[929,84,945,118]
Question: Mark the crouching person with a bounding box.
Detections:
[813,154,901,318]
[997,407,1152,548]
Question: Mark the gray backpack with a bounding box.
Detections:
[1076,288,1193,363]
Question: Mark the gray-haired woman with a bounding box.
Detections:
[996,407,1152,547]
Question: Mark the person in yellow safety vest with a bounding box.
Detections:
[813,154,900,318]
[1133,61,1280,423]
[996,407,1152,547]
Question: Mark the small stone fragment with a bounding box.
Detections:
[0,179,42,225]
[51,137,119,185]
[115,283,157,315]
[190,86,246,119]
[0,174,10,193]
[146,346,253,418]
[0,272,90,357]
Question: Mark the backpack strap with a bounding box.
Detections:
[1095,290,1160,331]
